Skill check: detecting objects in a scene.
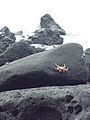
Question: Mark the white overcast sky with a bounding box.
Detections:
[0,0,90,49]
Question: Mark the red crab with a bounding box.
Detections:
[53,63,69,73]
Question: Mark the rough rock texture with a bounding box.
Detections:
[83,48,90,82]
[0,85,90,120]
[40,14,66,35]
[0,26,16,41]
[29,28,63,45]
[0,26,16,54]
[0,43,87,92]
[0,42,7,54]
[29,14,66,45]
[0,41,45,66]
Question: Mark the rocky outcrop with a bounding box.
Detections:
[0,43,87,92]
[0,26,15,41]
[0,14,66,65]
[0,26,16,54]
[40,14,66,35]
[29,28,63,45]
[29,14,66,45]
[0,41,45,66]
[0,85,90,120]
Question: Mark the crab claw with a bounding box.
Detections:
[54,63,60,67]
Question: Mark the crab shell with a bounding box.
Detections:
[53,64,69,73]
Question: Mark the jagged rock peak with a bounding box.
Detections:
[0,26,11,36]
[0,26,16,54]
[0,26,16,39]
[40,14,66,35]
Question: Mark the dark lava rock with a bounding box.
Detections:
[0,43,87,92]
[40,14,66,35]
[0,42,7,54]
[0,41,44,66]
[29,14,66,45]
[83,48,90,82]
[29,28,63,45]
[0,26,16,54]
[0,85,90,120]
[0,26,16,43]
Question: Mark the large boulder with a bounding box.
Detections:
[0,85,90,120]
[0,41,44,66]
[0,26,16,54]
[29,28,63,45]
[0,43,87,92]
[40,14,66,35]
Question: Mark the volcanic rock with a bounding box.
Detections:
[0,41,44,66]
[0,43,87,92]
[40,14,66,35]
[0,26,16,54]
[0,26,16,43]
[0,85,90,120]
[29,28,63,45]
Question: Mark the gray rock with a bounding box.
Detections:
[0,26,16,43]
[83,48,90,64]
[40,14,66,35]
[30,28,63,45]
[0,43,87,92]
[0,41,45,66]
[0,42,7,54]
[0,85,90,120]
[83,48,90,82]
[0,26,16,54]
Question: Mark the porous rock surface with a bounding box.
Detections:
[0,43,87,92]
[0,85,90,120]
